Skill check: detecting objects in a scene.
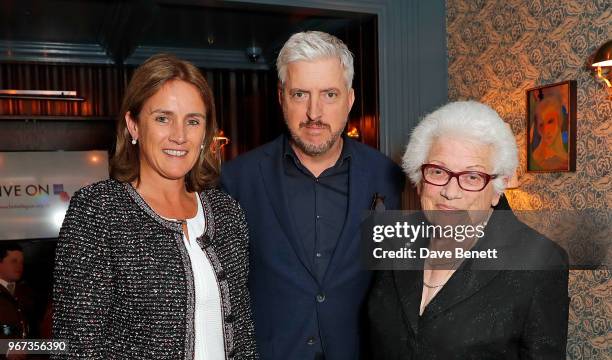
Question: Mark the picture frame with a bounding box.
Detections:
[526,80,577,172]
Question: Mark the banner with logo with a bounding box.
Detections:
[0,151,108,240]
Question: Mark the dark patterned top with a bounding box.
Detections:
[52,178,257,360]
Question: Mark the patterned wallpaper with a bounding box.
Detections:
[447,1,611,359]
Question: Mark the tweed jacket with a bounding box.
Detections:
[52,179,257,360]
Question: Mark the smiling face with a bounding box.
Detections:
[419,136,502,213]
[0,250,24,282]
[126,79,206,183]
[279,57,355,157]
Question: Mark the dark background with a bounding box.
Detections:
[0,0,380,336]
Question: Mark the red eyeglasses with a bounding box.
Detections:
[420,164,497,192]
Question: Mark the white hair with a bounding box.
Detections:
[402,101,518,193]
[276,31,354,88]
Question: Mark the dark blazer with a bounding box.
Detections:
[0,282,34,339]
[368,209,569,360]
[222,135,404,360]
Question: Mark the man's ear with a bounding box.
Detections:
[277,82,283,107]
[125,111,139,140]
[348,87,355,112]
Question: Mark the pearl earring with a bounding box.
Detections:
[200,144,204,150]
[131,138,137,145]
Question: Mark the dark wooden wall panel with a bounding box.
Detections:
[0,120,115,151]
[345,15,379,149]
[206,68,282,161]
[0,62,126,117]
[0,19,379,156]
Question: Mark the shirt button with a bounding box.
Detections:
[316,293,326,303]
[316,215,320,219]
[316,252,322,258]
[307,336,317,345]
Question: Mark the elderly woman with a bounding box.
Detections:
[368,101,568,359]
[53,54,257,359]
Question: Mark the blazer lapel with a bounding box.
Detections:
[390,232,428,335]
[259,137,315,277]
[416,209,505,322]
[0,283,17,304]
[421,208,525,320]
[393,268,423,336]
[420,261,500,322]
[321,151,370,283]
[393,209,511,331]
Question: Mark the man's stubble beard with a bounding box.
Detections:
[286,118,346,157]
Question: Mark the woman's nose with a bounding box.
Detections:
[170,122,187,144]
[440,177,462,200]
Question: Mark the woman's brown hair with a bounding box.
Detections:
[110,54,219,192]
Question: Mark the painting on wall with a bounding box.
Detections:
[526,80,577,172]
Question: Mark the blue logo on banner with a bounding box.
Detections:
[53,184,64,195]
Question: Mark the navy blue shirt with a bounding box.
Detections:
[283,135,350,282]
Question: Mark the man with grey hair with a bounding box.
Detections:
[222,31,404,359]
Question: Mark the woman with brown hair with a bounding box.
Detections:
[53,54,257,359]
